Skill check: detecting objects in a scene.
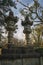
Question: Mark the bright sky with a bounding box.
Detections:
[13,0,33,40]
[2,0,43,40]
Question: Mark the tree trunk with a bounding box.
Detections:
[8,31,13,44]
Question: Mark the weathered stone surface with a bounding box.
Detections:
[0,47,43,60]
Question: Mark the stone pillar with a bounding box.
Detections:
[8,31,13,44]
[21,15,33,46]
[25,34,30,45]
[23,25,31,45]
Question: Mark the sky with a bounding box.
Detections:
[13,0,33,40]
[2,0,43,40]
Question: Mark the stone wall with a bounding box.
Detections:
[0,58,43,65]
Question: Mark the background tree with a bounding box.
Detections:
[30,23,43,47]
[17,0,43,22]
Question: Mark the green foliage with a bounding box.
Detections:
[1,0,17,9]
[19,0,43,22]
[32,24,43,47]
[8,0,17,9]
[2,0,7,5]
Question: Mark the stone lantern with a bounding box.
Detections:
[21,15,33,46]
[5,11,18,48]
